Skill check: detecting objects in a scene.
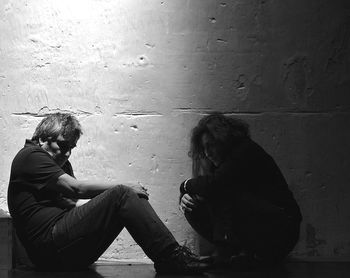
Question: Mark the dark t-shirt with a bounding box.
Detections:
[7,140,75,248]
[181,138,302,220]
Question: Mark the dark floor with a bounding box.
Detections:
[1,261,350,278]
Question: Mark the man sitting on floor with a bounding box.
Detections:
[7,112,209,274]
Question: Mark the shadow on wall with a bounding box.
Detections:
[188,0,350,260]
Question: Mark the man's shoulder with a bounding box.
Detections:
[62,160,74,177]
[13,140,49,164]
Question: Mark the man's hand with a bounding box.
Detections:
[127,183,149,200]
[179,193,197,213]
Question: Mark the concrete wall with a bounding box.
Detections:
[1,0,349,261]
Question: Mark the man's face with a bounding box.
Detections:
[41,134,77,167]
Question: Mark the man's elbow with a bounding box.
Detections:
[73,182,89,199]
[74,182,96,199]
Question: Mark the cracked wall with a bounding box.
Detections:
[1,0,350,261]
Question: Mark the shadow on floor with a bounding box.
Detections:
[2,261,350,278]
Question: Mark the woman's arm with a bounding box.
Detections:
[181,159,234,197]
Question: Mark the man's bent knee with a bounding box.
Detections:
[104,184,136,204]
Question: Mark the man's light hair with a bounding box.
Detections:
[31,113,83,143]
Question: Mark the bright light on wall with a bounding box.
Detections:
[51,0,96,21]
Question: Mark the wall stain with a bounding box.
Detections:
[209,17,216,23]
[306,223,327,255]
[11,107,93,118]
[145,43,155,48]
[217,38,228,44]
[122,55,153,68]
[234,74,246,90]
[282,54,312,107]
[325,19,350,75]
[113,111,162,118]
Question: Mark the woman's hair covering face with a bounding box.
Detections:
[31,112,83,143]
[189,113,250,177]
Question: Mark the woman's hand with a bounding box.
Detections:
[179,193,197,213]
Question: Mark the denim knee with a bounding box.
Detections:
[105,184,137,205]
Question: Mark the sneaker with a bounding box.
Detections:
[154,245,210,274]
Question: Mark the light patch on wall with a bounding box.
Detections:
[51,0,94,22]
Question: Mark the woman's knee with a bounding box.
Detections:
[184,208,215,242]
[184,205,206,223]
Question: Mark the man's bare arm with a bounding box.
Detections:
[47,173,148,199]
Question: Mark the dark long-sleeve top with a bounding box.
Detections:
[180,138,302,221]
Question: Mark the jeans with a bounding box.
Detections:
[31,185,178,269]
[185,192,300,262]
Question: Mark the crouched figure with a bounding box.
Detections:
[179,113,302,267]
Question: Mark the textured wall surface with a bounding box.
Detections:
[0,0,350,261]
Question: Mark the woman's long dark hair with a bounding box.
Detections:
[189,113,250,177]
